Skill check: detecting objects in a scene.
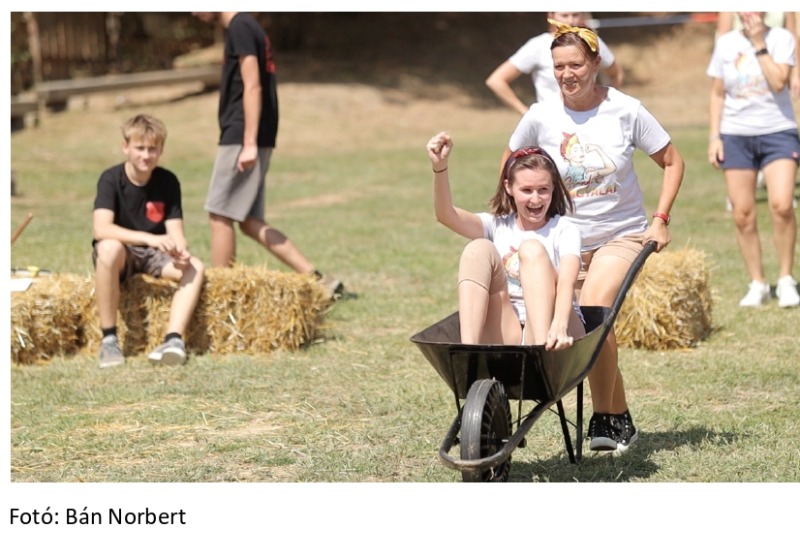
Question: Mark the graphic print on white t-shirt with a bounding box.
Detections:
[559,132,618,196]
[732,51,769,99]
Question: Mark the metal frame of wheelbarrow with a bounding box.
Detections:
[410,241,656,481]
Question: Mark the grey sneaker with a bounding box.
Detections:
[99,335,125,368]
[148,338,187,366]
[317,274,344,301]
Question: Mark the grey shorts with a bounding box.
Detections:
[92,244,171,283]
[204,145,272,222]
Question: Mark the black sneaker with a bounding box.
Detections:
[587,413,618,452]
[611,410,638,452]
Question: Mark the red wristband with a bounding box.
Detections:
[653,212,670,225]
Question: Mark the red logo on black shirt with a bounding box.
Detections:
[146,201,165,223]
[264,36,276,74]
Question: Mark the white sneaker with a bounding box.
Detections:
[776,276,800,308]
[739,280,770,307]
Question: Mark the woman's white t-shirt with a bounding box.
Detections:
[508,87,671,250]
[477,212,581,324]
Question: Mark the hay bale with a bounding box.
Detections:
[615,247,714,350]
[191,266,331,354]
[11,266,332,365]
[11,274,95,365]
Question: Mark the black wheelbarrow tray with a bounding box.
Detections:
[410,241,656,481]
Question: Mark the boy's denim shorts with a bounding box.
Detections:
[720,129,800,170]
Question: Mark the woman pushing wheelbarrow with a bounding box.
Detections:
[415,20,684,482]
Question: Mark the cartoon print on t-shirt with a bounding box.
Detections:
[559,132,617,196]
[145,201,165,223]
[502,246,522,289]
[733,52,768,99]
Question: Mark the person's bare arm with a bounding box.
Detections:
[708,78,726,168]
[785,12,800,98]
[603,60,624,88]
[93,208,154,246]
[740,13,792,91]
[427,132,484,239]
[485,61,529,115]
[646,142,684,252]
[716,12,734,36]
[546,254,581,351]
[238,54,262,171]
[93,207,184,256]
[165,218,191,268]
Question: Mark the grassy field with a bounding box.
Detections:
[8,80,800,484]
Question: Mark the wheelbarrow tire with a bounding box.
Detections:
[460,379,512,482]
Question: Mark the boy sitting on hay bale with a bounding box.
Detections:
[92,114,205,368]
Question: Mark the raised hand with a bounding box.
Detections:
[426,131,453,169]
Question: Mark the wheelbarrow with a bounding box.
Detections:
[410,241,657,481]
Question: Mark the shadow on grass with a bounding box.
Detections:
[507,426,737,482]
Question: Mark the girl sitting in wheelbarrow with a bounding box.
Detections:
[426,132,585,351]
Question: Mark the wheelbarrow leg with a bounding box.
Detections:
[576,381,584,463]
[556,399,576,464]
[556,380,584,464]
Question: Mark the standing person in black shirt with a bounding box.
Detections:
[193,11,344,300]
[93,114,205,368]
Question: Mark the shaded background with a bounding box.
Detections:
[11,12,688,102]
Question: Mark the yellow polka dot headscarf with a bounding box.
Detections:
[548,18,599,53]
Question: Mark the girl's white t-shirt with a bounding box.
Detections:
[477,212,581,324]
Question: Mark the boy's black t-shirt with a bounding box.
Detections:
[218,12,279,148]
[93,163,183,244]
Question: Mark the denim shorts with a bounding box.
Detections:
[720,129,800,170]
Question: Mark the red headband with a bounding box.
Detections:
[503,147,557,180]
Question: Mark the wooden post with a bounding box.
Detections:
[11,213,34,246]
[23,12,42,86]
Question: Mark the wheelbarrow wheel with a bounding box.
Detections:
[460,379,512,482]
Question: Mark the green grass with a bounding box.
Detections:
[9,86,800,483]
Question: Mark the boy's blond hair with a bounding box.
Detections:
[121,114,167,146]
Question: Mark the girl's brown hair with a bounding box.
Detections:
[489,147,573,219]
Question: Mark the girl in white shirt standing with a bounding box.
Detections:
[708,11,800,308]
